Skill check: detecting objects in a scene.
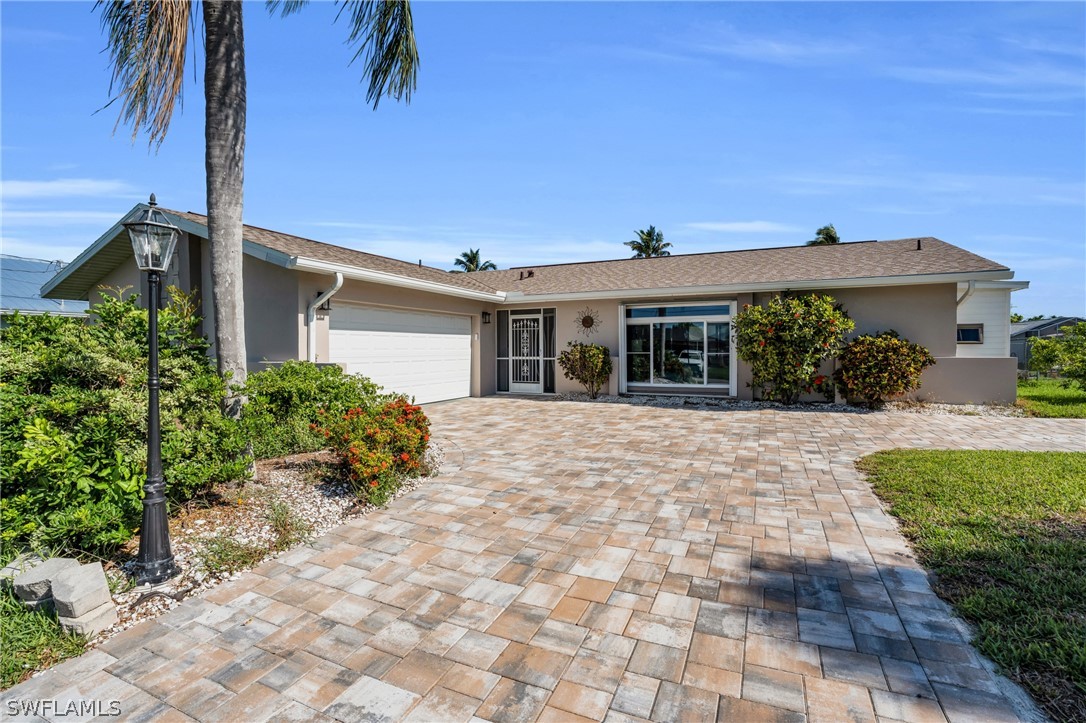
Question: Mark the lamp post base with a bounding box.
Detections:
[135,557,179,586]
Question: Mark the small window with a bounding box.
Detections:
[957,324,984,344]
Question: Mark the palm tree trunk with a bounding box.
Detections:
[203,0,248,418]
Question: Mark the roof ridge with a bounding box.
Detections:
[488,238,920,272]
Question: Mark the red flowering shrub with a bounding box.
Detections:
[733,294,854,403]
[834,331,936,409]
[312,397,430,505]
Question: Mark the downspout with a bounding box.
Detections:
[956,280,976,307]
[307,272,343,362]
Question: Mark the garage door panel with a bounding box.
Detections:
[329,306,471,404]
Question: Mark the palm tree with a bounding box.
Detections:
[451,249,497,273]
[99,0,419,417]
[807,224,840,246]
[625,225,671,258]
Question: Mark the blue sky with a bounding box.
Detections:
[2,1,1083,315]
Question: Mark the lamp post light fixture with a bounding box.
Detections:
[124,194,181,586]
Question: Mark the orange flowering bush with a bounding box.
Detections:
[312,397,430,505]
[733,294,854,403]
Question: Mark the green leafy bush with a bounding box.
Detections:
[834,331,936,409]
[557,342,613,399]
[733,294,854,404]
[242,361,385,459]
[0,289,249,557]
[314,398,430,506]
[1029,322,1086,389]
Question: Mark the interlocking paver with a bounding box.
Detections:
[12,399,1078,721]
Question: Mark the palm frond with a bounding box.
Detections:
[98,0,194,147]
[336,0,419,109]
[266,0,309,17]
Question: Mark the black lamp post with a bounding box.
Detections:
[124,194,181,585]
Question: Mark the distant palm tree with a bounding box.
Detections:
[99,0,419,416]
[625,225,671,258]
[807,224,840,246]
[451,249,497,272]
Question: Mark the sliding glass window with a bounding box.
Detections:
[624,303,733,392]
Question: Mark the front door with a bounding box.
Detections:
[510,315,543,393]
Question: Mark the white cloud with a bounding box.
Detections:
[688,25,860,66]
[2,210,123,225]
[683,221,802,233]
[883,62,1084,90]
[1,178,135,199]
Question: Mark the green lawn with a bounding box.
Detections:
[859,450,1086,722]
[1017,378,1086,418]
[0,586,86,690]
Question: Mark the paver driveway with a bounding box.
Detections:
[5,398,1084,722]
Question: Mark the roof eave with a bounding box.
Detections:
[289,257,507,303]
[500,269,1015,303]
[40,203,147,299]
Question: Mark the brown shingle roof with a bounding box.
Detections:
[166,209,502,295]
[167,209,1009,298]
[471,237,1009,296]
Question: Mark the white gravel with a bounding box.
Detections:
[555,392,1024,417]
[94,439,446,646]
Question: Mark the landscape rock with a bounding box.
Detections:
[12,557,79,603]
[52,562,113,619]
[0,553,43,589]
[59,600,118,638]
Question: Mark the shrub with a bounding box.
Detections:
[733,294,854,404]
[834,331,936,408]
[0,289,249,557]
[557,342,613,399]
[242,361,385,459]
[1029,322,1086,389]
[314,398,430,506]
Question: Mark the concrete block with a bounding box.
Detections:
[12,557,78,603]
[59,600,118,638]
[52,562,113,618]
[0,553,43,589]
[26,596,55,614]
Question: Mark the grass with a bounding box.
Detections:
[0,587,86,690]
[858,450,1086,722]
[1017,378,1086,418]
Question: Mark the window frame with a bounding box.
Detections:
[956,323,984,344]
[620,301,736,394]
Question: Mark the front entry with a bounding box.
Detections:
[509,314,543,393]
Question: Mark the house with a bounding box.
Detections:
[42,204,1027,404]
[1,254,89,323]
[1010,317,1086,371]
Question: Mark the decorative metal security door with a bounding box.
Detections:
[509,315,543,393]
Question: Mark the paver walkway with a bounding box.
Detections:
[5,398,1084,722]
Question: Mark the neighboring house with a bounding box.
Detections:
[1010,317,1086,371]
[42,204,1028,404]
[1,254,89,323]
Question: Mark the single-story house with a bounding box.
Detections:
[1,254,89,324]
[42,204,1028,404]
[1010,316,1086,370]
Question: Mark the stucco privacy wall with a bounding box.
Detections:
[301,272,497,397]
[916,357,1018,404]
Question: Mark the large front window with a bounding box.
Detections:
[624,303,733,392]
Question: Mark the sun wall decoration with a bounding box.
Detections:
[575,307,602,336]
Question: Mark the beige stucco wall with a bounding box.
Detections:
[782,283,959,357]
[912,357,1018,404]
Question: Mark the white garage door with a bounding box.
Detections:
[329,305,472,404]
